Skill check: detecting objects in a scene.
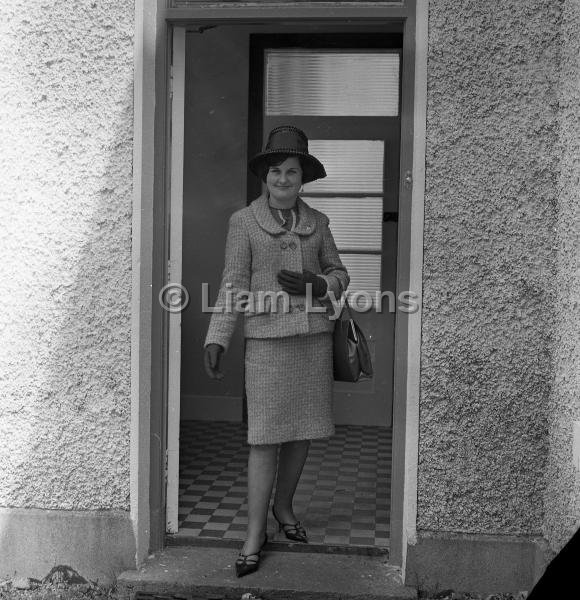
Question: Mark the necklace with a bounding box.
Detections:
[268,197,298,230]
[276,207,296,229]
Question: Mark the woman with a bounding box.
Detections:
[203,125,349,577]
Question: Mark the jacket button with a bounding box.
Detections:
[289,241,297,250]
[280,241,288,249]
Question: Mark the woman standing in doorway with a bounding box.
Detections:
[203,125,349,577]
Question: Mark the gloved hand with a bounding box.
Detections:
[277,269,328,298]
[204,343,225,380]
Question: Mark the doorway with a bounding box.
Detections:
[172,24,402,553]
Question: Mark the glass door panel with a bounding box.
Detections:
[339,254,382,299]
[301,137,385,306]
[303,140,384,194]
[266,49,400,116]
[300,197,382,251]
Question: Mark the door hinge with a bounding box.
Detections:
[404,170,413,188]
[169,65,173,98]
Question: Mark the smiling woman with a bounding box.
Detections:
[203,125,350,577]
[265,157,303,207]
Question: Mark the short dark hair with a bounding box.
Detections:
[258,153,305,183]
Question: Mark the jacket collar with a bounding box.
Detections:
[250,193,317,236]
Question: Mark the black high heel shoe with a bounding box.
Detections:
[235,533,268,578]
[272,506,308,543]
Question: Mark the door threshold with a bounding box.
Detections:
[117,545,416,600]
[166,534,389,557]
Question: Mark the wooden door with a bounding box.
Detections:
[249,34,402,427]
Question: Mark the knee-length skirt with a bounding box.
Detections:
[244,331,335,445]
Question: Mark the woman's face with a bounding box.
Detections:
[266,157,303,204]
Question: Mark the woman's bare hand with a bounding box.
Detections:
[204,343,225,380]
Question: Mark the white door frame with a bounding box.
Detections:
[165,26,187,534]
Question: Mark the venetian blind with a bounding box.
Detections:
[265,50,399,116]
[301,139,385,301]
[263,49,399,301]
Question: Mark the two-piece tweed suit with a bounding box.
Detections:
[204,192,350,445]
[204,192,350,350]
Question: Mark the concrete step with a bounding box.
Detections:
[117,545,417,600]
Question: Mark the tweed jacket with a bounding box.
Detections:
[204,193,350,352]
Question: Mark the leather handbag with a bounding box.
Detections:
[332,296,373,382]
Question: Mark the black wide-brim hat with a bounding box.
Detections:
[248,125,327,184]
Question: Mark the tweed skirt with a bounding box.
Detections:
[244,331,335,445]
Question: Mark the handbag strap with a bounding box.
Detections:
[341,294,355,320]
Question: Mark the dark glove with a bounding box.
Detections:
[204,343,224,380]
[277,269,328,298]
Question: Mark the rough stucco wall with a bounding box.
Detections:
[543,0,580,552]
[0,1,134,509]
[419,1,561,534]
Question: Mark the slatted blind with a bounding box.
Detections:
[265,50,399,116]
[302,197,382,252]
[339,254,382,299]
[301,139,385,302]
[303,140,384,194]
[263,48,397,303]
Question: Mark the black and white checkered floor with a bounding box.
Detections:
[177,420,391,549]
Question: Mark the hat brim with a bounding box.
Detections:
[248,150,326,184]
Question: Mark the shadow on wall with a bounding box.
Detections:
[0,1,136,583]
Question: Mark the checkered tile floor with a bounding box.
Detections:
[177,420,391,548]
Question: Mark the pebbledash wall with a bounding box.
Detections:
[408,0,580,591]
[0,0,135,583]
[0,0,578,592]
[544,0,580,553]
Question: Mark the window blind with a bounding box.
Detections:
[303,139,384,194]
[340,254,382,299]
[302,197,382,252]
[265,50,399,117]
